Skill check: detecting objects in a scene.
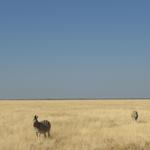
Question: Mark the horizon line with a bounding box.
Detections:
[0,98,150,100]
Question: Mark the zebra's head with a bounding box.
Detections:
[33,115,38,122]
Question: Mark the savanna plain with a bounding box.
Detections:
[1,100,150,150]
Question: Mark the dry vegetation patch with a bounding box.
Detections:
[0,100,150,150]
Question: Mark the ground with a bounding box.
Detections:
[0,100,150,150]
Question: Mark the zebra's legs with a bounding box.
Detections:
[48,131,50,138]
[36,132,38,137]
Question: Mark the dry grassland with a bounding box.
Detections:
[0,100,150,150]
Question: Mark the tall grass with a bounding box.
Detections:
[0,100,150,150]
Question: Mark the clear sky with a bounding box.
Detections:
[0,0,150,99]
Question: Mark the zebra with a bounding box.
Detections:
[131,111,138,121]
[33,115,51,138]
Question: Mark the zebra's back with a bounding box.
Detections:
[34,120,51,133]
[131,111,138,121]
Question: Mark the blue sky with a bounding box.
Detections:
[0,0,150,98]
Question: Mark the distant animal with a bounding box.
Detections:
[131,111,138,121]
[33,115,51,138]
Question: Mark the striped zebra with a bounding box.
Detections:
[33,115,51,138]
[131,111,138,121]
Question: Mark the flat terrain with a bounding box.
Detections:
[0,100,150,150]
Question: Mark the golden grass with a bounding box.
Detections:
[1,100,150,150]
